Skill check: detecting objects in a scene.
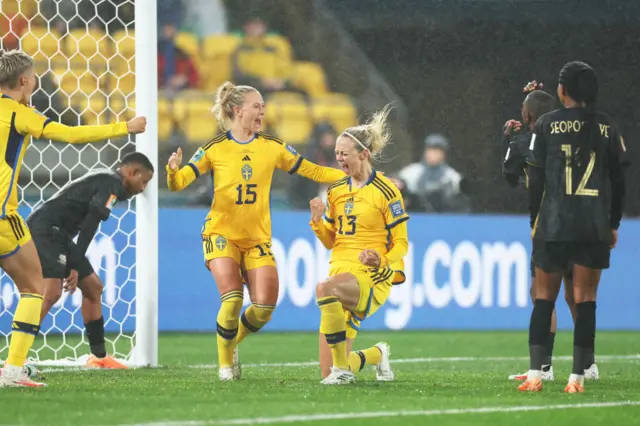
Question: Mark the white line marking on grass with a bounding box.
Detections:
[188,354,640,370]
[122,400,640,426]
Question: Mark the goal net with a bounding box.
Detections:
[0,0,156,367]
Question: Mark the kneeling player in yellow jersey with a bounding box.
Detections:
[166,81,345,381]
[309,105,409,385]
[0,49,146,388]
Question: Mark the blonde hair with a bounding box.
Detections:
[212,81,258,131]
[0,49,34,89]
[341,103,393,162]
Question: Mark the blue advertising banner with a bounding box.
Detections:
[1,208,638,335]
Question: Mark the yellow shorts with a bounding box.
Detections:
[202,234,276,271]
[328,263,394,339]
[0,214,31,258]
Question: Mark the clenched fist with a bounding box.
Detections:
[359,248,381,268]
[127,116,147,134]
[168,147,183,171]
[309,197,325,223]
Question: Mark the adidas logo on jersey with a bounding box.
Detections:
[242,155,251,161]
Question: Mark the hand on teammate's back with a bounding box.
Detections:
[127,117,147,134]
[168,147,183,171]
[309,197,325,223]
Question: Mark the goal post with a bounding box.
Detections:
[0,0,158,368]
[133,0,159,368]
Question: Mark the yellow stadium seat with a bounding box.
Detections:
[3,0,38,17]
[20,26,63,62]
[109,72,135,96]
[157,97,173,140]
[183,117,219,144]
[311,93,358,132]
[65,28,111,67]
[266,91,306,105]
[265,94,312,145]
[174,32,200,58]
[78,95,107,125]
[111,29,135,73]
[54,67,105,102]
[172,97,218,143]
[292,62,328,97]
[201,34,241,90]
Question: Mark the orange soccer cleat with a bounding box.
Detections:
[518,378,543,392]
[564,381,584,393]
[86,354,129,369]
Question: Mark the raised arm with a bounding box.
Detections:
[166,147,212,192]
[275,140,345,184]
[17,104,145,143]
[309,197,336,249]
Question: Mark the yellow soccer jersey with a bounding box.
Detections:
[167,131,345,248]
[0,93,128,218]
[319,170,409,284]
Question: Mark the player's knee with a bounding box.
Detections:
[316,280,337,299]
[43,284,62,306]
[84,281,104,303]
[249,304,275,329]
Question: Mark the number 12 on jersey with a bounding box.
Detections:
[561,144,598,196]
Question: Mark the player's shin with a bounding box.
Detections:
[216,290,244,367]
[528,299,555,377]
[236,303,275,344]
[348,347,382,373]
[6,293,43,368]
[572,301,596,382]
[317,296,349,370]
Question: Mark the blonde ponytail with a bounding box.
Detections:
[342,103,393,162]
[0,49,34,89]
[212,81,257,131]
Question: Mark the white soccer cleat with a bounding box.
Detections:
[321,366,356,385]
[0,365,46,388]
[509,365,554,381]
[374,342,394,382]
[584,363,599,380]
[218,366,236,381]
[232,347,242,380]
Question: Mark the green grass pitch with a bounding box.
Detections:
[2,331,640,425]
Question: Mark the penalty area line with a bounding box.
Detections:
[121,400,640,426]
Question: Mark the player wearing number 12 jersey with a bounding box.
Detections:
[310,105,409,385]
[167,82,344,381]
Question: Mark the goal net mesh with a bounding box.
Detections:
[0,0,138,367]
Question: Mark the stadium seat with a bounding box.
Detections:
[174,32,200,58]
[311,93,358,132]
[111,29,135,73]
[20,26,63,62]
[108,72,135,97]
[173,97,219,144]
[292,62,328,97]
[201,34,241,90]
[54,67,105,103]
[65,28,111,67]
[265,93,312,145]
[78,95,107,125]
[157,97,173,140]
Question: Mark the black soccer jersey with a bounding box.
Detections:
[502,128,532,189]
[527,108,629,243]
[28,170,127,236]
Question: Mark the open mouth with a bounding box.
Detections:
[340,164,350,173]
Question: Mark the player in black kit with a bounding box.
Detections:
[518,61,629,393]
[27,152,154,369]
[503,83,600,382]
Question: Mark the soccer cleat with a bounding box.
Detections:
[86,354,128,369]
[374,342,394,382]
[219,366,236,381]
[509,365,554,381]
[584,363,599,380]
[564,381,585,393]
[232,347,242,380]
[321,366,356,385]
[0,366,46,388]
[518,378,543,392]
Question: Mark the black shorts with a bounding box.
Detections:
[532,240,610,273]
[31,227,95,280]
[530,251,574,278]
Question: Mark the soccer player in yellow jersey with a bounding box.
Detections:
[0,49,146,388]
[166,81,345,381]
[309,105,409,385]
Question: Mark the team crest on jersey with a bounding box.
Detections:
[344,197,355,215]
[241,164,252,181]
[389,200,405,218]
[286,144,298,155]
[190,148,205,163]
[215,236,227,251]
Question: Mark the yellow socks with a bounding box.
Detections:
[348,346,383,372]
[317,296,349,370]
[236,303,275,345]
[6,293,43,367]
[216,290,243,368]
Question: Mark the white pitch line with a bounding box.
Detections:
[187,354,640,370]
[121,400,640,426]
[37,354,640,373]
